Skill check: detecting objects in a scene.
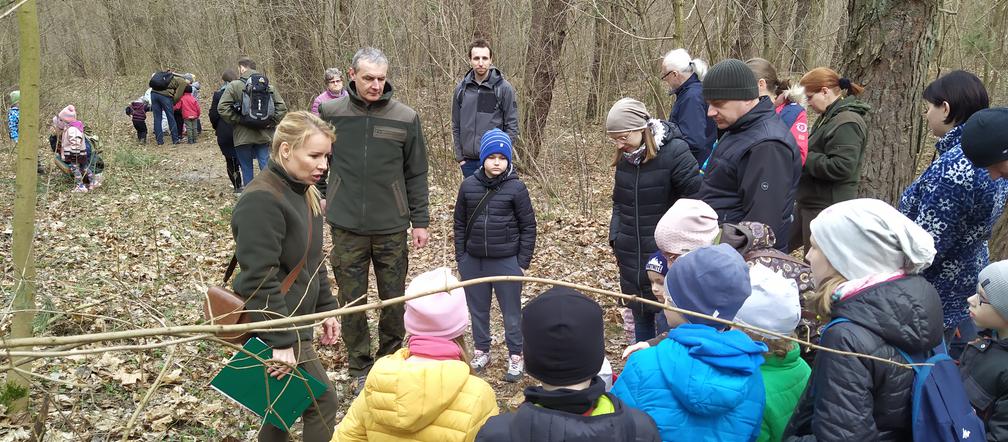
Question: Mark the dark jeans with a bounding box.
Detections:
[257,340,338,441]
[132,120,147,143]
[330,228,407,377]
[174,110,185,136]
[235,143,270,186]
[944,317,979,361]
[460,159,480,178]
[150,93,179,144]
[631,303,670,343]
[458,254,524,355]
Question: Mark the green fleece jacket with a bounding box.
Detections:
[231,161,337,349]
[151,74,188,103]
[757,343,811,442]
[216,69,288,147]
[796,96,870,210]
[317,81,430,234]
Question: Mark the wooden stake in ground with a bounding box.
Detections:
[8,0,40,415]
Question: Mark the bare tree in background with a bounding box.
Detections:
[521,0,573,161]
[836,0,939,203]
[733,0,762,59]
[267,0,324,109]
[10,0,41,418]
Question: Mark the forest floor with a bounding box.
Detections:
[0,83,633,440]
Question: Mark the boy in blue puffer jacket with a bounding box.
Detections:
[453,128,537,382]
[612,243,767,442]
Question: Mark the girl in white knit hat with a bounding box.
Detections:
[785,198,944,440]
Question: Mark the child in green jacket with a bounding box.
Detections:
[735,263,811,442]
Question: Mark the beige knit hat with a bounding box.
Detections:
[655,199,721,255]
[606,98,650,133]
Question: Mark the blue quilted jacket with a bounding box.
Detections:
[7,107,18,142]
[612,324,767,442]
[899,125,1008,329]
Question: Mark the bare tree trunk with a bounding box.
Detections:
[791,0,815,72]
[585,10,606,121]
[761,0,772,56]
[101,0,128,75]
[268,0,322,110]
[836,0,939,203]
[521,0,573,161]
[470,0,495,40]
[10,0,40,415]
[734,0,762,59]
[672,0,685,47]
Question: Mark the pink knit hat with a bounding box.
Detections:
[404,268,469,340]
[58,105,77,123]
[654,199,721,255]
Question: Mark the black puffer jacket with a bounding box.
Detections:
[784,275,944,442]
[960,335,1008,441]
[609,120,701,306]
[453,166,536,269]
[475,392,660,442]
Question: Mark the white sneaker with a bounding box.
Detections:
[504,354,524,383]
[470,350,491,372]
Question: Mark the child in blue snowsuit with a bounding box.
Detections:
[612,244,767,442]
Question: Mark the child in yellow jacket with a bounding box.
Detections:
[334,268,498,442]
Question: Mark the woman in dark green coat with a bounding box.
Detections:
[789,67,871,254]
[231,111,341,441]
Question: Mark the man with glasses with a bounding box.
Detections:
[311,67,349,115]
[661,48,717,164]
[452,38,519,177]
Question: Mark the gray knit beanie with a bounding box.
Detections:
[702,59,759,101]
[979,261,1008,320]
[606,98,650,133]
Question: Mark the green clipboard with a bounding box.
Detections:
[209,337,328,430]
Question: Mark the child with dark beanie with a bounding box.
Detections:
[476,286,660,441]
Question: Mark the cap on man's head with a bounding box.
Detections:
[702,59,759,101]
[962,108,1008,168]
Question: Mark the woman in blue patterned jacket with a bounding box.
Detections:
[899,70,1008,359]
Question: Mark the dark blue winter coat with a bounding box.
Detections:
[453,166,536,269]
[668,74,717,164]
[609,120,701,306]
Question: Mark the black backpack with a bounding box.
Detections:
[149,72,174,90]
[239,73,276,128]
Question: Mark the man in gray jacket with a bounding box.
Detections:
[451,38,520,177]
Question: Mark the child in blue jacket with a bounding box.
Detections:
[7,90,18,142]
[612,243,767,442]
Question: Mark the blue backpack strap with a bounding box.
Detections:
[811,317,852,399]
[820,317,851,336]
